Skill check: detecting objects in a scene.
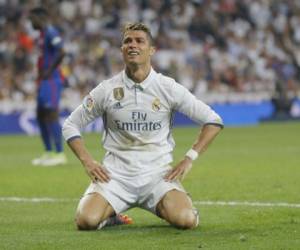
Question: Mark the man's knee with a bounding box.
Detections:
[157,190,199,229]
[75,193,115,230]
[75,212,101,230]
[173,208,199,229]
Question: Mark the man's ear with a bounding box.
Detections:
[150,46,156,56]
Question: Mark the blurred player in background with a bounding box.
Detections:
[63,22,223,230]
[29,7,67,166]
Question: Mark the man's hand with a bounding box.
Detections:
[66,137,110,183]
[84,160,110,183]
[38,69,51,80]
[164,158,193,182]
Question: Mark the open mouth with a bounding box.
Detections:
[128,51,139,56]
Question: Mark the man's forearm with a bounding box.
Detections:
[191,124,222,155]
[67,137,94,166]
[50,50,65,72]
[67,136,110,182]
[42,49,65,78]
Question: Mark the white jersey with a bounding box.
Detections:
[62,68,223,174]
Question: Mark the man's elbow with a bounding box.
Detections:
[204,118,224,130]
[61,119,68,141]
[62,118,82,143]
[62,118,75,141]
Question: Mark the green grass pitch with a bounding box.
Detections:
[0,122,299,250]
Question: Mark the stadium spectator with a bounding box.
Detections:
[29,7,67,166]
[62,22,223,230]
[0,0,299,111]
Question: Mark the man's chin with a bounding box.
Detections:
[127,61,139,67]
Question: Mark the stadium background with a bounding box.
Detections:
[1,0,300,134]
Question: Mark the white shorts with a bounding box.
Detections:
[83,165,186,215]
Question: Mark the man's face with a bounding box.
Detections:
[121,30,155,66]
[29,14,42,30]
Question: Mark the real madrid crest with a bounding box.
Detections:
[152,97,161,111]
[113,87,124,101]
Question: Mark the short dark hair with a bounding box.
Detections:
[30,7,49,17]
[122,22,154,45]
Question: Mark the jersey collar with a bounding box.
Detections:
[122,68,155,90]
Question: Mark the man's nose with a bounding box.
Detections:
[128,40,137,47]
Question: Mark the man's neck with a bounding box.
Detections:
[125,64,151,83]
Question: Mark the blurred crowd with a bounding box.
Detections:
[1,0,300,111]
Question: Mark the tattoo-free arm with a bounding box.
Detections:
[165,124,222,181]
[67,137,110,183]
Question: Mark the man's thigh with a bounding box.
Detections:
[139,167,186,214]
[156,189,194,216]
[156,189,198,229]
[84,179,135,214]
[76,192,115,227]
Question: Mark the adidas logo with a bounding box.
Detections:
[113,102,123,109]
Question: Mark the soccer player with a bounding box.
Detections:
[29,7,67,166]
[62,23,223,230]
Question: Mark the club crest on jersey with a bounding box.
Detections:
[113,87,124,101]
[152,98,161,111]
[83,95,94,112]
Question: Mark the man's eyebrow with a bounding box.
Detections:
[131,36,146,40]
[123,36,146,42]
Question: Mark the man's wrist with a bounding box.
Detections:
[80,156,94,166]
[185,149,199,161]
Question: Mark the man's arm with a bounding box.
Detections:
[39,48,65,80]
[190,123,223,154]
[165,124,222,181]
[165,80,224,181]
[62,88,107,182]
[67,137,110,183]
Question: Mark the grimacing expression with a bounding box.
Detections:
[121,30,155,66]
